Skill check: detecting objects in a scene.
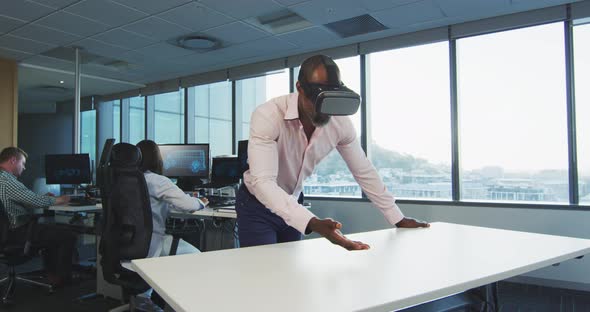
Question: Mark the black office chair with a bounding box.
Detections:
[0,200,53,305]
[98,143,153,311]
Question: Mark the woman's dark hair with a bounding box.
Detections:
[136,140,163,175]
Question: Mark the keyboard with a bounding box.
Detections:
[207,196,236,208]
[69,197,98,206]
[198,182,238,189]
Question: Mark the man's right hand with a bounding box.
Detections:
[306,217,370,251]
[54,195,70,205]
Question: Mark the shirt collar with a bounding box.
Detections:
[0,168,13,177]
[284,93,300,121]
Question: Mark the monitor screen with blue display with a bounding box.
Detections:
[158,144,210,179]
[45,154,92,185]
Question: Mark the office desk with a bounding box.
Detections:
[168,207,236,252]
[132,222,590,312]
[169,207,236,220]
[48,203,120,299]
[49,203,102,213]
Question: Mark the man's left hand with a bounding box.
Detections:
[396,217,429,228]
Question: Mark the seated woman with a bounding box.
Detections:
[136,140,208,257]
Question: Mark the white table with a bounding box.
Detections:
[49,203,102,213]
[168,207,236,253]
[169,206,236,219]
[132,222,590,312]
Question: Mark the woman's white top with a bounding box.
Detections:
[143,170,205,257]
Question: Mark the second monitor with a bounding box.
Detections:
[159,144,210,190]
[45,153,92,185]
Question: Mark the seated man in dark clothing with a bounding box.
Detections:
[0,147,75,287]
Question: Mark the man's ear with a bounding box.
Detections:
[296,81,303,94]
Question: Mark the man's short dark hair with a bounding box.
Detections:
[0,147,28,163]
[297,54,341,86]
[136,140,163,175]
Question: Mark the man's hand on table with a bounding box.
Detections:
[395,217,430,228]
[306,217,370,251]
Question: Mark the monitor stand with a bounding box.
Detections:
[62,184,84,197]
[176,177,203,192]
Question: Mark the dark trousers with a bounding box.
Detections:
[8,222,77,281]
[236,185,303,247]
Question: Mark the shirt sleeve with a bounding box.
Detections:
[152,175,204,213]
[244,106,316,234]
[5,177,55,209]
[336,117,404,226]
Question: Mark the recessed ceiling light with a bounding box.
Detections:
[176,35,219,51]
[59,80,64,84]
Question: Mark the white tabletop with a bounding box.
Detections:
[132,222,590,312]
[49,203,102,213]
[169,207,236,219]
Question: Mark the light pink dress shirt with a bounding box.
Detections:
[243,93,404,234]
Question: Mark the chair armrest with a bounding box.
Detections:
[23,216,39,256]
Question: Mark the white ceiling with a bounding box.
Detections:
[0,0,581,110]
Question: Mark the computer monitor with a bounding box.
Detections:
[237,140,249,178]
[211,156,240,185]
[45,154,92,185]
[159,144,210,190]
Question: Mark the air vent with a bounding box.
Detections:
[104,60,138,71]
[40,47,102,64]
[248,9,311,34]
[324,14,388,38]
[93,58,140,71]
[176,35,220,51]
[32,85,71,94]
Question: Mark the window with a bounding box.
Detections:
[457,23,568,203]
[153,90,184,144]
[367,42,452,200]
[81,109,96,167]
[235,71,289,140]
[301,56,362,197]
[188,81,232,157]
[574,23,590,203]
[128,96,145,144]
[97,99,120,158]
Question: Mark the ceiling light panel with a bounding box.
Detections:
[123,16,192,41]
[157,2,235,32]
[110,0,192,15]
[36,12,111,37]
[65,0,148,27]
[198,0,284,19]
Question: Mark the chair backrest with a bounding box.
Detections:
[96,138,116,204]
[99,143,153,284]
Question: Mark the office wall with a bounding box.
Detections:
[308,199,590,291]
[18,113,73,188]
[0,58,18,148]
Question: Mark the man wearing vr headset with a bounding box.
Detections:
[237,54,428,251]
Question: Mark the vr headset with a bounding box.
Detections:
[299,55,362,116]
